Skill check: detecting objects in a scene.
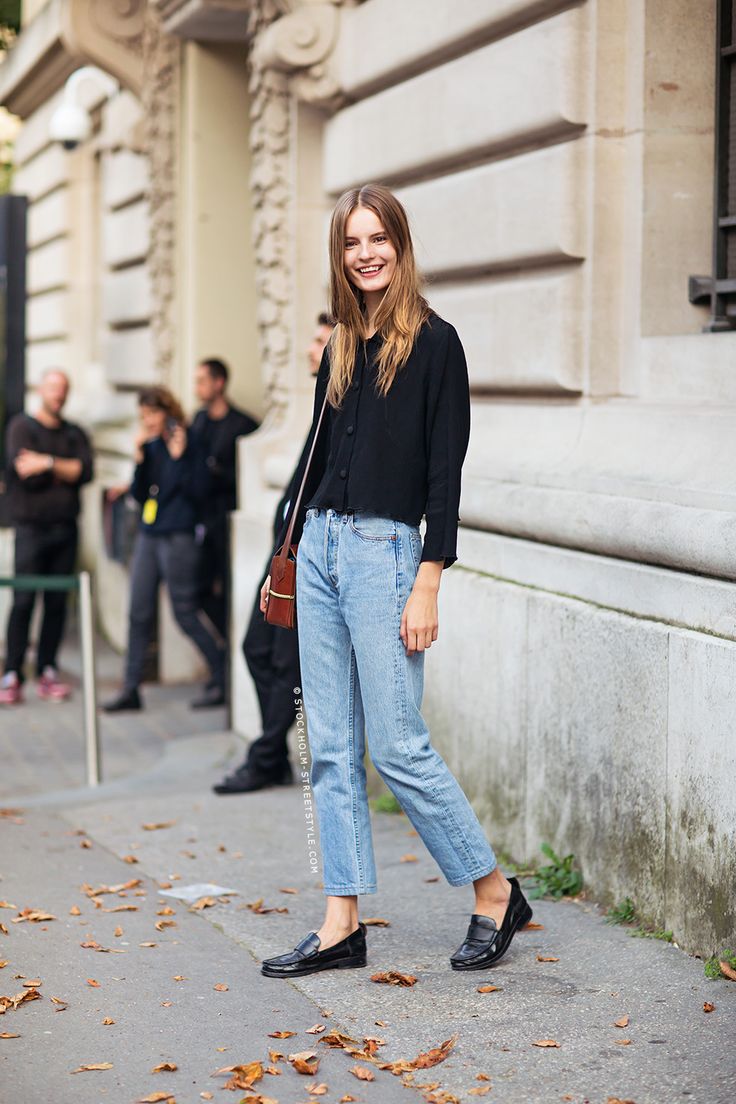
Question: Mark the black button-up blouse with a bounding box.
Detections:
[276,313,471,569]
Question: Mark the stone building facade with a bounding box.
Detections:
[0,0,733,955]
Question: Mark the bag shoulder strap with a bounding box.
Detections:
[275,390,329,569]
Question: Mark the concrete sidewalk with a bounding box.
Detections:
[1,727,734,1104]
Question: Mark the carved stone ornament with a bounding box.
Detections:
[246,0,345,413]
[62,0,146,95]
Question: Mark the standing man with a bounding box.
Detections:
[0,369,93,705]
[189,357,259,709]
[213,313,334,793]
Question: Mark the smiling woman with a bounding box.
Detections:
[258,183,533,982]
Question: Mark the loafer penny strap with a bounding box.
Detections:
[464,914,499,946]
[293,931,321,959]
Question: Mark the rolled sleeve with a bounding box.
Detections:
[421,325,471,569]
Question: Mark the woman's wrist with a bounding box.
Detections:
[414,560,443,593]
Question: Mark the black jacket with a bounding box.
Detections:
[130,437,208,535]
[190,404,259,524]
[276,314,471,568]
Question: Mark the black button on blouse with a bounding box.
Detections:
[276,313,471,569]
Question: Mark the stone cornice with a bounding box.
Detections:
[0,0,145,118]
[151,0,251,41]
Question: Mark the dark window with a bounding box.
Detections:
[689,0,736,330]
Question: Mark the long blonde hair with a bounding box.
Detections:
[327,184,431,407]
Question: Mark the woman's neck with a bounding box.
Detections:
[363,290,385,337]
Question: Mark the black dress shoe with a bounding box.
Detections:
[212,762,293,795]
[102,687,142,713]
[450,876,533,970]
[190,684,226,709]
[261,922,367,978]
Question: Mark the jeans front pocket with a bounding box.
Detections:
[348,512,397,542]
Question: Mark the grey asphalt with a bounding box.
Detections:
[1,723,735,1103]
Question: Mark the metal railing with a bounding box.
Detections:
[0,570,100,786]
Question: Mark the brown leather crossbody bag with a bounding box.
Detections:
[264,392,329,629]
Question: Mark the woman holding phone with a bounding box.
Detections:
[259,185,531,979]
[104,386,225,712]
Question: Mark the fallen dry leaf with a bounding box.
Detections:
[158,907,176,916]
[268,1030,296,1039]
[122,855,139,864]
[522,922,545,931]
[140,942,158,948]
[50,996,67,1011]
[142,821,177,831]
[379,1034,457,1074]
[424,877,439,883]
[607,1098,636,1104]
[532,1040,560,1048]
[213,983,229,992]
[305,1083,328,1095]
[289,1050,320,1075]
[0,961,8,969]
[190,897,217,911]
[279,887,298,894]
[339,1097,356,1103]
[216,1060,264,1090]
[0,902,17,910]
[80,839,93,849]
[614,1015,630,1028]
[70,1062,114,1073]
[400,854,418,862]
[200,1094,213,1101]
[536,954,560,962]
[155,920,177,932]
[114,926,124,938]
[0,1031,20,1038]
[137,1094,176,1103]
[468,1089,491,1097]
[719,960,736,982]
[263,1064,281,1075]
[243,898,289,915]
[172,976,188,982]
[350,1065,375,1081]
[306,1023,326,1034]
[161,1001,173,1007]
[12,909,56,924]
[83,879,140,897]
[476,1073,491,1081]
[0,988,41,1013]
[703,1001,716,1013]
[102,904,138,913]
[152,1061,178,1072]
[0,925,8,935]
[86,979,100,988]
[614,1039,632,1046]
[371,970,417,987]
[69,905,81,916]
[22,979,41,988]
[363,917,391,927]
[102,1018,115,1025]
[477,984,502,993]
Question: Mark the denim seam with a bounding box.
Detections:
[394,541,483,880]
[347,645,368,892]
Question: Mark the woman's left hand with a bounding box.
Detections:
[401,568,441,654]
[167,424,187,460]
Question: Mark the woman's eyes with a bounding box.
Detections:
[344,235,387,248]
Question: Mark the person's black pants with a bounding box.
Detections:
[198,518,228,642]
[241,575,301,778]
[124,530,225,692]
[5,521,78,680]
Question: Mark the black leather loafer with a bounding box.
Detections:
[261,922,367,978]
[212,762,293,795]
[450,877,533,971]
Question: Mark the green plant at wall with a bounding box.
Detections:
[606,897,673,942]
[529,843,583,900]
[370,793,403,814]
[0,0,19,48]
[704,949,736,980]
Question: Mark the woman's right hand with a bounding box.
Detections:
[260,575,271,614]
[133,427,148,463]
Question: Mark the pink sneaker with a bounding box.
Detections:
[0,672,23,705]
[36,667,72,702]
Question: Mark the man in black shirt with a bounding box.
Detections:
[213,314,335,793]
[0,369,93,705]
[189,357,258,708]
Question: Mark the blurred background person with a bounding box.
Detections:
[103,386,225,713]
[0,369,93,706]
[189,357,259,709]
[214,314,334,794]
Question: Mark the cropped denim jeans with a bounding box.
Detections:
[296,506,497,896]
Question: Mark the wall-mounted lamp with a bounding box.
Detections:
[49,66,118,151]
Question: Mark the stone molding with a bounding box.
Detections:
[0,0,145,116]
[140,5,181,382]
[245,1,343,416]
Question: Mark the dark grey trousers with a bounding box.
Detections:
[124,530,224,691]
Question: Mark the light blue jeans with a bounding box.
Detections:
[296,506,497,895]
